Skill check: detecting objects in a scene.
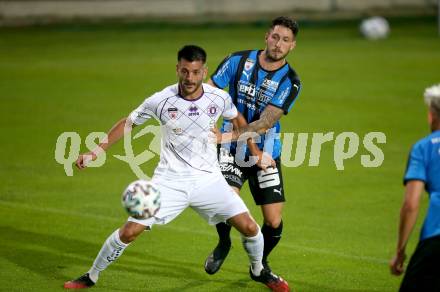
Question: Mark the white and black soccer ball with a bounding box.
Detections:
[122,180,161,219]
[360,17,390,40]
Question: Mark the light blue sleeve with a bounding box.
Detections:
[404,142,427,184]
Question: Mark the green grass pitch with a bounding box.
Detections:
[0,18,439,291]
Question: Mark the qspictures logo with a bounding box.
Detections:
[54,119,386,180]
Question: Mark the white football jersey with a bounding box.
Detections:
[129,83,237,177]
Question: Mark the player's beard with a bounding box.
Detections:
[180,81,202,97]
[265,48,288,62]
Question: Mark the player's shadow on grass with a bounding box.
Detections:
[0,226,249,290]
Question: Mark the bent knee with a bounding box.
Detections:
[264,218,282,229]
[119,224,144,243]
[119,229,138,243]
[242,221,259,237]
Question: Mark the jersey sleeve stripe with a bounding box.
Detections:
[286,83,301,113]
[277,68,301,114]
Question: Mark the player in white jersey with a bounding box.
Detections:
[64,45,290,292]
[129,80,233,178]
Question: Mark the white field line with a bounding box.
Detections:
[0,200,387,264]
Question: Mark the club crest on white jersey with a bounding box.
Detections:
[129,83,237,176]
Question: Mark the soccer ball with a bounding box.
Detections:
[360,17,390,40]
[122,180,161,219]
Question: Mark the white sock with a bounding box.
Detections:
[87,229,129,283]
[241,227,264,276]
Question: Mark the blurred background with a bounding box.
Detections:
[0,0,438,26]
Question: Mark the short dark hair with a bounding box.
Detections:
[177,45,207,63]
[270,16,299,37]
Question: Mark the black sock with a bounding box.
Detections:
[216,222,232,246]
[262,220,283,261]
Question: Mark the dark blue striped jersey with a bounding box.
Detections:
[211,50,301,159]
[404,130,440,241]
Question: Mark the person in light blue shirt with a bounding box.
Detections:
[390,84,440,292]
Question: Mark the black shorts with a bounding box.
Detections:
[399,235,440,292]
[218,147,285,205]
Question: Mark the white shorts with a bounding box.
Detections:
[128,172,249,228]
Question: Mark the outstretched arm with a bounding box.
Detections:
[390,180,425,275]
[76,117,135,169]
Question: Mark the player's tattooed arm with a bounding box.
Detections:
[233,105,283,139]
[216,105,283,144]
